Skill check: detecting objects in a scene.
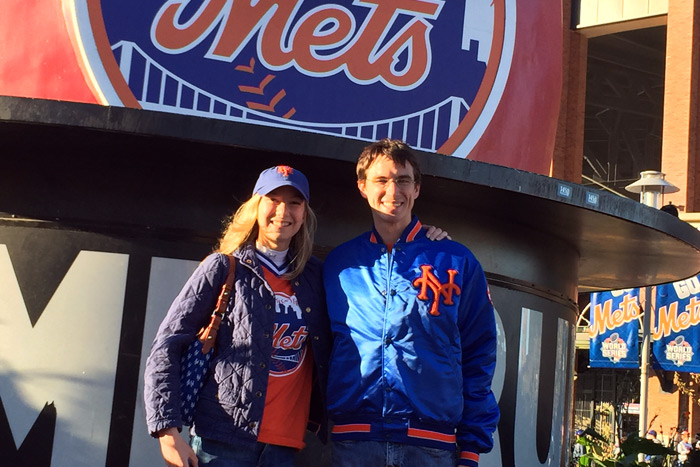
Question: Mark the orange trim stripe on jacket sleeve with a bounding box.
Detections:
[332,424,371,434]
[406,427,457,443]
[461,451,479,461]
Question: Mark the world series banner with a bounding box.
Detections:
[652,276,700,373]
[589,289,640,369]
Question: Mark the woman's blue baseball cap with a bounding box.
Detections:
[253,165,310,201]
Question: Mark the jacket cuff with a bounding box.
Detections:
[458,450,479,467]
[148,421,181,438]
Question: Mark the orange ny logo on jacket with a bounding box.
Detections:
[412,265,461,316]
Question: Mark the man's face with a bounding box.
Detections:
[358,155,420,226]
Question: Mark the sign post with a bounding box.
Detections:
[625,171,679,437]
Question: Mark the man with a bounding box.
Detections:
[323,139,499,467]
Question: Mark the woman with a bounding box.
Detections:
[144,165,330,467]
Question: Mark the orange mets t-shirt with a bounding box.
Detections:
[257,264,314,449]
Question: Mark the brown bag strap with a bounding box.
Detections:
[213,255,236,317]
[198,255,236,354]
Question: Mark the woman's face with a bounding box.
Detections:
[256,186,306,251]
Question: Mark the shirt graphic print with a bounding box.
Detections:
[269,289,308,376]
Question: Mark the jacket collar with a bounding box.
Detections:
[369,215,424,245]
[233,242,257,264]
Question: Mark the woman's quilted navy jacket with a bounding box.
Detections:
[144,244,331,446]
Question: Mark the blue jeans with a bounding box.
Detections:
[332,440,457,467]
[190,435,296,467]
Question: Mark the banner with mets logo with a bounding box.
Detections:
[89,0,520,157]
[0,0,562,173]
[652,275,700,373]
[589,289,640,369]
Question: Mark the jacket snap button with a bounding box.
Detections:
[246,259,252,264]
[314,335,319,340]
[263,332,270,338]
[249,422,257,429]
[256,391,263,397]
[260,362,266,368]
[294,281,300,286]
[265,304,272,310]
[305,307,311,313]
[390,290,396,296]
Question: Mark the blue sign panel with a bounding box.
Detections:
[589,289,640,369]
[652,276,700,372]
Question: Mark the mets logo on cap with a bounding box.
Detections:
[277,166,293,178]
[74,1,515,158]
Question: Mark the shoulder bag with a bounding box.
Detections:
[180,255,236,425]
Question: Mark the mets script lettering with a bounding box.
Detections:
[412,264,460,316]
[588,294,640,338]
[151,0,444,89]
[653,297,700,339]
[272,323,308,350]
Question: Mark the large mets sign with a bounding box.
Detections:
[70,0,515,157]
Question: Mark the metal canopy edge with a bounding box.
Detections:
[1,96,699,292]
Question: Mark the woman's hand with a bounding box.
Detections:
[158,427,198,467]
[424,225,451,241]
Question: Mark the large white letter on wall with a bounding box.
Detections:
[513,308,572,466]
[0,246,128,466]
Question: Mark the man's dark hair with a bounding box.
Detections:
[356,138,422,185]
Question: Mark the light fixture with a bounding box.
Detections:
[625,170,679,208]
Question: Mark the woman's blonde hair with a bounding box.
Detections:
[215,193,317,279]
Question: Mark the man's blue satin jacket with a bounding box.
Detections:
[323,217,499,457]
